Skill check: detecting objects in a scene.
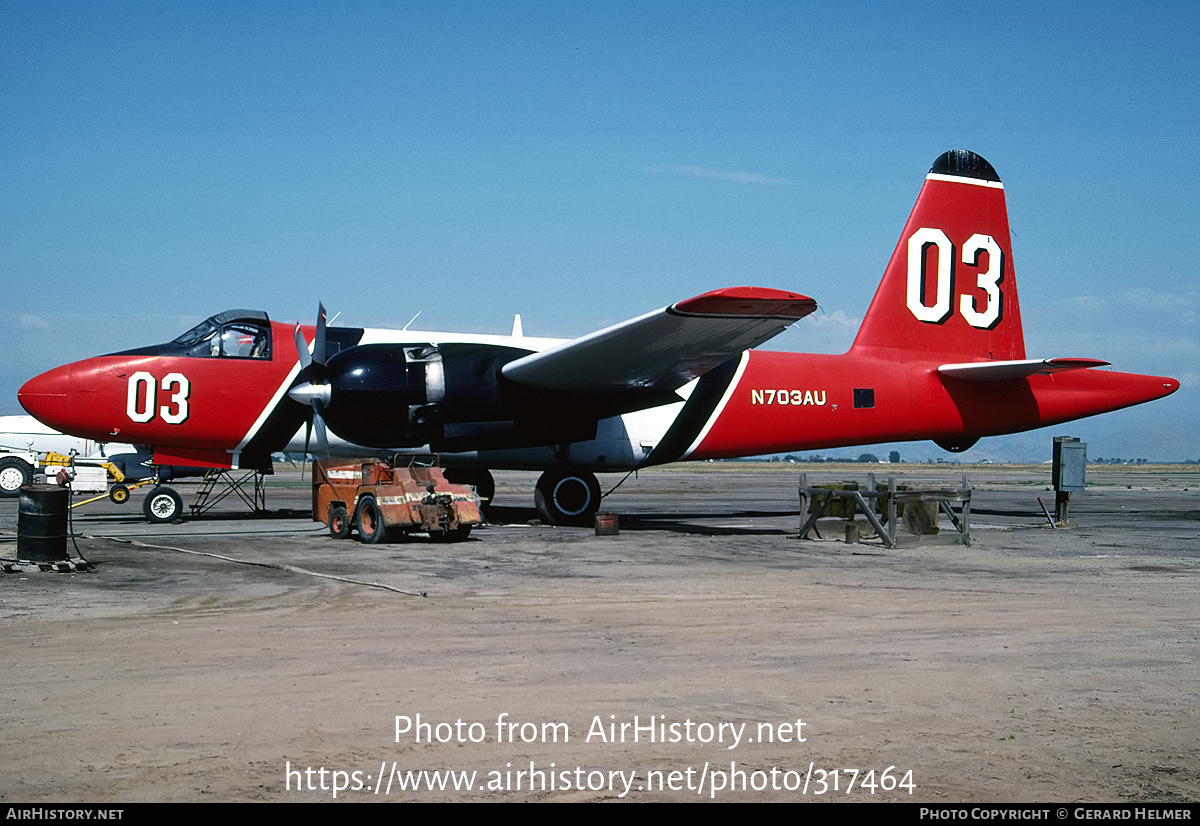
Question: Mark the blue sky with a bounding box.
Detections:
[3,1,1196,459]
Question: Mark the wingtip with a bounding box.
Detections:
[672,287,817,320]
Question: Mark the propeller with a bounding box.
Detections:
[289,303,331,461]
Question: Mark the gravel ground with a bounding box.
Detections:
[1,463,1196,802]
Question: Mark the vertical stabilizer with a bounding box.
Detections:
[851,150,1025,361]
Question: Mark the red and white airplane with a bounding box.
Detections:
[18,150,1179,525]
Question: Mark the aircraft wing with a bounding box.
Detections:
[938,358,1110,382]
[501,287,817,395]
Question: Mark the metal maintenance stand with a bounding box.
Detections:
[798,473,972,549]
[189,468,269,517]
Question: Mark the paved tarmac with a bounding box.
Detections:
[1,463,1197,802]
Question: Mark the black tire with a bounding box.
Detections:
[443,468,495,507]
[534,467,601,527]
[0,456,33,498]
[109,484,131,505]
[355,496,387,544]
[328,504,351,539]
[143,486,183,524]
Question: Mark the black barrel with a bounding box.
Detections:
[18,485,69,562]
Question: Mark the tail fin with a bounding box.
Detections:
[851,150,1025,361]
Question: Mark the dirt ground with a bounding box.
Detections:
[1,462,1197,803]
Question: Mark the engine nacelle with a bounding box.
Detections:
[318,343,596,450]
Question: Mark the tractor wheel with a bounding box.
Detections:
[0,456,33,497]
[356,496,387,544]
[328,504,351,539]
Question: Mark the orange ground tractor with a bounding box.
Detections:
[311,457,482,543]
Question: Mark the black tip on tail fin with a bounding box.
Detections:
[929,150,1001,183]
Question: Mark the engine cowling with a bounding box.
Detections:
[315,342,597,450]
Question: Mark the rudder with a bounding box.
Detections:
[850,150,1025,361]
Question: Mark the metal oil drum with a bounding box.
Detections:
[18,485,69,562]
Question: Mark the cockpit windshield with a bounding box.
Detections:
[171,311,272,359]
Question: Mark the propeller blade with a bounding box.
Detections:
[291,303,333,468]
[314,302,327,366]
[298,410,316,480]
[293,324,312,372]
[311,401,329,457]
[300,417,311,481]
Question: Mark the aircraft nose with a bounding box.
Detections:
[18,363,75,430]
[20,358,134,440]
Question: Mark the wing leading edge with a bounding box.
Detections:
[501,287,817,396]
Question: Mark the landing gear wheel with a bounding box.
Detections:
[143,486,183,523]
[444,468,495,507]
[356,496,387,544]
[0,457,33,497]
[535,467,601,527]
[109,484,131,505]
[328,504,351,539]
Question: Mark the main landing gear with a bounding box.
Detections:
[446,465,603,527]
[534,467,601,527]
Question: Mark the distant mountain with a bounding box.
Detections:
[777,425,1197,465]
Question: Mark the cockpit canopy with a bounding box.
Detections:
[171,310,272,359]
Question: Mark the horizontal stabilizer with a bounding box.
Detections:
[938,357,1110,382]
[502,287,816,394]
